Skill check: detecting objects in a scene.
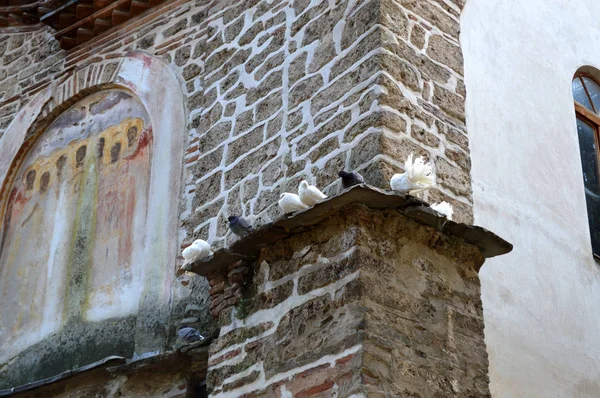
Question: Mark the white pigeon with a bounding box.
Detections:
[279,193,309,214]
[181,239,212,268]
[390,153,435,194]
[431,201,454,220]
[298,180,327,207]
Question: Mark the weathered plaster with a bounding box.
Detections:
[0,53,186,387]
[462,1,600,396]
[0,90,152,364]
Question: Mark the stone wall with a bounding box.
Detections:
[204,205,490,397]
[0,0,471,248]
[373,0,471,220]
[0,0,472,389]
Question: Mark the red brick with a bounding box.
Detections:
[296,381,335,398]
[208,348,241,366]
[185,154,199,164]
[185,144,199,154]
[244,339,262,351]
[295,364,330,379]
[210,294,224,309]
[335,353,356,365]
[209,282,226,295]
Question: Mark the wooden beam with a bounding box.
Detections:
[575,101,600,126]
[54,0,129,39]
[39,0,79,22]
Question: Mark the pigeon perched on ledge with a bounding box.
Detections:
[431,201,454,220]
[228,215,254,237]
[178,327,204,344]
[181,239,212,268]
[390,153,435,195]
[279,193,309,214]
[338,170,364,189]
[298,180,327,207]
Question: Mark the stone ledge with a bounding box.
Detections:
[186,184,512,277]
[0,356,126,397]
[106,345,209,377]
[0,338,213,396]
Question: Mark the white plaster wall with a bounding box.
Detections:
[462,1,600,396]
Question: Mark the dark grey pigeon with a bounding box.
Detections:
[228,215,254,237]
[178,327,204,344]
[338,170,365,189]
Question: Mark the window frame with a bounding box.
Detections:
[574,72,600,260]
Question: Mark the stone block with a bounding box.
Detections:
[297,250,367,294]
[427,34,463,74]
[289,51,307,86]
[199,121,231,154]
[162,19,188,38]
[303,6,344,46]
[193,147,224,177]
[263,294,363,378]
[233,109,254,136]
[192,172,223,208]
[296,110,351,156]
[341,0,379,50]
[330,28,380,79]
[436,156,471,199]
[174,45,191,66]
[411,124,440,148]
[255,52,285,81]
[251,280,294,312]
[433,83,465,122]
[289,74,324,109]
[256,90,283,122]
[247,70,283,105]
[227,126,264,165]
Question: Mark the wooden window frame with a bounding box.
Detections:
[574,73,600,260]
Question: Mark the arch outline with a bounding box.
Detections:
[0,52,186,358]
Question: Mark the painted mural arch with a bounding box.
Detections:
[0,90,153,342]
[0,53,185,372]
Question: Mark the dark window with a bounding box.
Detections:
[97,137,105,158]
[573,74,600,257]
[25,170,36,191]
[40,172,50,192]
[111,142,121,163]
[127,127,138,147]
[76,146,87,167]
[56,155,67,176]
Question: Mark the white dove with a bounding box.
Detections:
[279,193,309,214]
[181,239,212,268]
[431,201,454,220]
[298,180,327,207]
[390,153,435,194]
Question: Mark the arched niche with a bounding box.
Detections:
[0,53,185,388]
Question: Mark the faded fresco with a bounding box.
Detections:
[0,90,152,363]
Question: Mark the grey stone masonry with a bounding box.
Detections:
[202,200,509,396]
[0,0,471,259]
[0,0,475,391]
